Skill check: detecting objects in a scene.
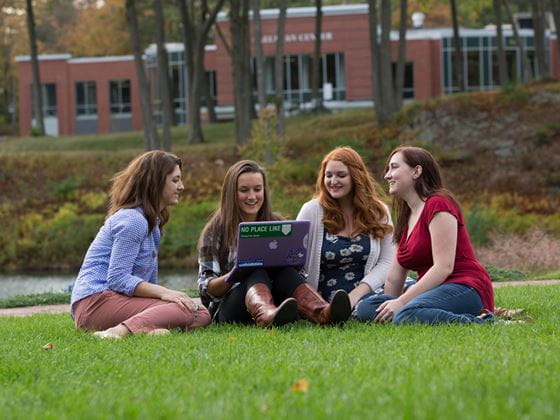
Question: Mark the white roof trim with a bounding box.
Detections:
[15,54,72,62]
[218,4,368,21]
[69,56,134,64]
[144,43,216,55]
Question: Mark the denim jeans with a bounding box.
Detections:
[355,282,490,325]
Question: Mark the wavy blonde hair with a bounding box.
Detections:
[108,150,182,233]
[316,147,392,239]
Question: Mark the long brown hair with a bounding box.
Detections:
[108,150,182,233]
[316,147,392,239]
[199,160,276,270]
[387,146,460,243]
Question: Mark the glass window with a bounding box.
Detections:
[109,80,131,114]
[391,62,414,99]
[76,81,97,116]
[466,51,481,89]
[31,83,57,117]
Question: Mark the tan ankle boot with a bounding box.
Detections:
[292,284,351,325]
[244,283,298,327]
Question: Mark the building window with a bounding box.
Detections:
[201,71,217,106]
[76,81,97,116]
[109,80,131,114]
[391,62,415,99]
[443,34,542,93]
[31,83,57,117]
[253,52,345,105]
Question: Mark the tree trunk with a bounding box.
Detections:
[178,0,224,144]
[253,0,266,110]
[504,0,532,83]
[493,0,508,86]
[450,0,464,92]
[551,0,560,72]
[154,0,172,151]
[311,0,323,112]
[368,0,382,120]
[379,0,395,123]
[532,0,548,79]
[275,0,287,137]
[25,0,45,136]
[126,0,158,150]
[230,0,252,144]
[177,0,193,126]
[394,0,408,111]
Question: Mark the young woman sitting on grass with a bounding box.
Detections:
[71,151,211,338]
[356,146,494,324]
[297,147,409,314]
[197,160,351,327]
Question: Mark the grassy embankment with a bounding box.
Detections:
[1,82,559,308]
[1,286,560,419]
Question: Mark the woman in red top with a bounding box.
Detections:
[355,146,494,324]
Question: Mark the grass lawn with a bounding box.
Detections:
[1,286,559,419]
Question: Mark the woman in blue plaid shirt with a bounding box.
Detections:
[71,151,211,338]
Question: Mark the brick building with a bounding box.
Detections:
[16,4,559,136]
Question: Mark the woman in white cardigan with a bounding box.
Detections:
[297,147,395,310]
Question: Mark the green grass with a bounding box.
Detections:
[1,286,559,419]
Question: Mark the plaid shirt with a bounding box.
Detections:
[197,227,237,311]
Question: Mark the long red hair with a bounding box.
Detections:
[316,147,392,239]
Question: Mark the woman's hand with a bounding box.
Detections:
[374,298,404,323]
[160,289,197,312]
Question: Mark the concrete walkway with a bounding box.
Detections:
[1,281,559,317]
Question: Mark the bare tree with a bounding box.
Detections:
[154,0,172,151]
[532,0,548,79]
[379,0,395,123]
[177,0,225,144]
[275,0,287,137]
[311,0,324,112]
[394,0,408,110]
[126,0,158,150]
[551,0,560,69]
[368,0,382,119]
[504,0,532,82]
[450,0,464,92]
[25,0,45,136]
[253,0,266,110]
[229,0,252,144]
[204,73,217,123]
[493,0,509,86]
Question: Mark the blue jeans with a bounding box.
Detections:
[355,282,490,325]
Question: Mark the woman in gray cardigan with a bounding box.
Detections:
[297,147,395,310]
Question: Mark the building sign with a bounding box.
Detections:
[262,32,333,44]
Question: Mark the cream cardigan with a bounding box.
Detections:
[296,199,395,291]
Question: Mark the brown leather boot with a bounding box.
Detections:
[244,283,298,327]
[292,284,351,325]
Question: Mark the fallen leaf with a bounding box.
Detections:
[259,404,269,413]
[228,336,237,341]
[290,378,309,394]
[42,343,53,350]
[266,328,276,336]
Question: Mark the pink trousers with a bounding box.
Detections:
[73,290,211,334]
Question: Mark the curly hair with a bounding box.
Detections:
[316,147,392,239]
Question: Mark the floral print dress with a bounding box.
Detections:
[318,232,370,301]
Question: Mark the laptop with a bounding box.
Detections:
[226,220,310,283]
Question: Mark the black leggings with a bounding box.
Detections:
[216,267,304,324]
